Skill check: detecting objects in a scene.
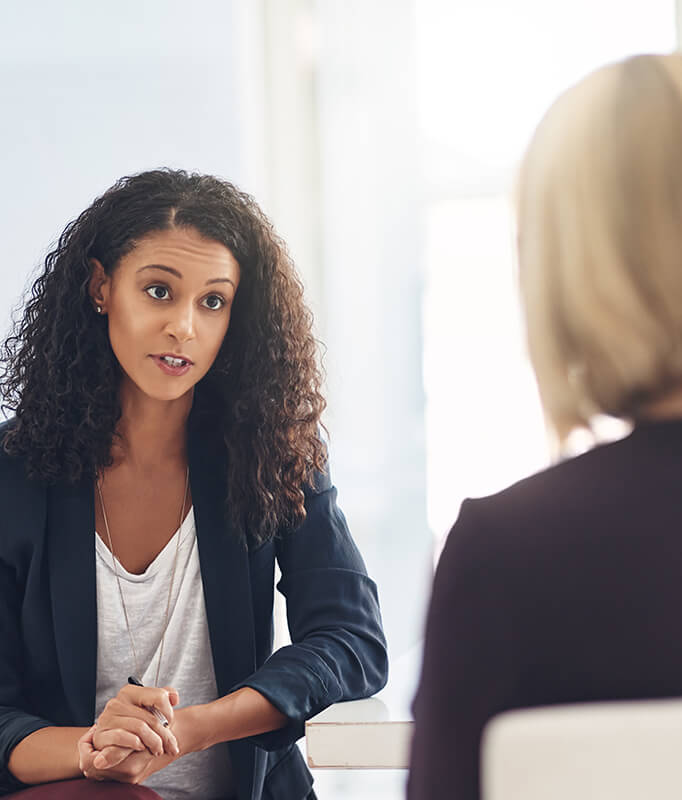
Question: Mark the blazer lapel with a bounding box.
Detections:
[188,423,259,800]
[188,429,256,697]
[47,477,97,725]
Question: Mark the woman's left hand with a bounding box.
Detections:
[80,684,186,784]
[94,683,180,759]
[78,724,175,784]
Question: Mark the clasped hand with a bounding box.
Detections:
[78,684,180,783]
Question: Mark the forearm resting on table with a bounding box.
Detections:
[183,687,288,753]
[8,689,287,783]
[9,726,87,784]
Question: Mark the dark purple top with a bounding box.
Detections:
[408,419,682,799]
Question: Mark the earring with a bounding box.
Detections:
[96,305,103,314]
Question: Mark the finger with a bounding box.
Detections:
[93,727,145,752]
[98,705,178,757]
[100,702,167,738]
[127,708,178,756]
[122,685,176,724]
[85,749,154,784]
[106,692,175,729]
[161,726,180,757]
[78,724,97,747]
[93,744,134,770]
[141,689,175,724]
[103,716,164,757]
[113,750,155,783]
[129,712,178,756]
[78,737,94,772]
[117,684,172,714]
[140,716,179,757]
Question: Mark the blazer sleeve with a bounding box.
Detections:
[0,560,53,794]
[0,453,53,794]
[236,468,389,749]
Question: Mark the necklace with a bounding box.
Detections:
[96,466,190,686]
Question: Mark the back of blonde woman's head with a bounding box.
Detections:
[518,53,682,444]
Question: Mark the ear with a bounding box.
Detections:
[88,258,110,314]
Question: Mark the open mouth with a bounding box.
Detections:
[160,355,190,367]
[150,354,194,375]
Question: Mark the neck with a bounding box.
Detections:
[112,378,194,470]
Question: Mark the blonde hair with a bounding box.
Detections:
[517,53,682,445]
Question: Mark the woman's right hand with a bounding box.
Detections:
[93,683,180,767]
[78,725,155,783]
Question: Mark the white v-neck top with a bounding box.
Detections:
[94,507,235,800]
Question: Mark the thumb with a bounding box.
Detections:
[163,686,180,706]
[79,724,97,744]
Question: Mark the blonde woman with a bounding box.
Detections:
[409,53,682,799]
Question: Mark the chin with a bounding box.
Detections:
[146,382,196,403]
[122,373,196,404]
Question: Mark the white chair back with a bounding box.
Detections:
[481,699,682,800]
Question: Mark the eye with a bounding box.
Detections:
[201,294,225,310]
[145,285,170,301]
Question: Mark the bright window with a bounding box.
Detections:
[419,0,677,547]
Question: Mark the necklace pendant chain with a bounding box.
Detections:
[96,466,190,688]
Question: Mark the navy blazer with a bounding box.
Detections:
[0,416,388,799]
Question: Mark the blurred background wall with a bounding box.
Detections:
[0,1,677,797]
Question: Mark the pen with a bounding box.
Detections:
[127,675,169,727]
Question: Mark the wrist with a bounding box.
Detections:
[174,704,217,754]
[174,689,288,754]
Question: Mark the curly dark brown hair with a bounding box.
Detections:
[0,168,327,542]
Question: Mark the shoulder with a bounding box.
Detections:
[0,416,17,447]
[304,464,332,498]
[0,417,25,480]
[458,430,646,534]
[438,430,655,584]
[0,418,47,559]
[0,417,46,502]
[303,432,332,497]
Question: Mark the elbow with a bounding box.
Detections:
[373,643,390,694]
[361,634,389,696]
[363,614,389,695]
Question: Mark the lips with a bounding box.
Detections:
[153,352,194,366]
[150,354,193,377]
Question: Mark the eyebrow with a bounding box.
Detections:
[137,264,237,289]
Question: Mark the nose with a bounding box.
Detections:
[164,302,196,344]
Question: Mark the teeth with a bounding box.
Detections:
[161,356,186,367]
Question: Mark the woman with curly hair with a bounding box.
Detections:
[0,169,388,800]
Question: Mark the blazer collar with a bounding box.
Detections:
[47,475,97,724]
[187,425,257,696]
[188,426,258,800]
